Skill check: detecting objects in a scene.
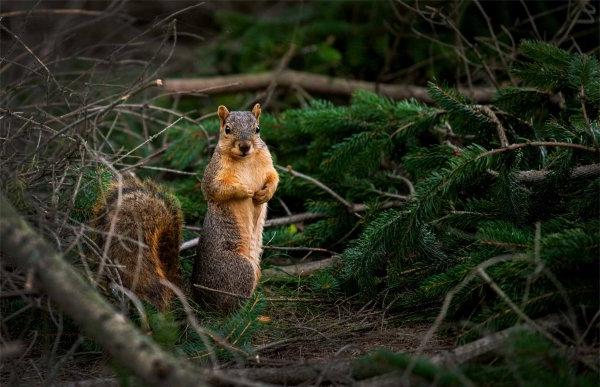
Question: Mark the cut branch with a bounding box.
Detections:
[163,70,497,103]
[0,195,209,387]
[430,318,559,366]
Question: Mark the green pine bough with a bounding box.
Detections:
[264,40,599,344]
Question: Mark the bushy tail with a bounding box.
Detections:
[91,176,183,310]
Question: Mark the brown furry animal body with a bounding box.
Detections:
[92,176,183,310]
[192,104,278,312]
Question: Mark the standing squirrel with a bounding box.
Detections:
[91,176,183,311]
[192,103,279,312]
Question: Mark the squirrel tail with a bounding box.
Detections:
[91,176,183,310]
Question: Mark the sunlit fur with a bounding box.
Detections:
[193,104,279,312]
[91,176,183,311]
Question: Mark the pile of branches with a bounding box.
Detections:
[250,40,600,383]
[0,4,225,385]
[1,3,599,387]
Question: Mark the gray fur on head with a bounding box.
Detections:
[223,111,259,140]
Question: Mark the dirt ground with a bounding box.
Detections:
[4,281,452,386]
[251,286,452,366]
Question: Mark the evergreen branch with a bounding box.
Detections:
[404,254,529,380]
[482,141,598,157]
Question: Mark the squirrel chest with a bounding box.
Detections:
[217,150,272,260]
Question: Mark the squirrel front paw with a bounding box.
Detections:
[238,185,254,199]
[252,187,271,204]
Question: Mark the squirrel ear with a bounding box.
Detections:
[251,103,261,120]
[217,105,229,125]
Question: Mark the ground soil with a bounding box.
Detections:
[3,280,451,386]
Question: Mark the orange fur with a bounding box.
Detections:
[91,177,183,311]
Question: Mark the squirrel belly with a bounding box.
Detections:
[192,200,262,311]
[91,176,183,311]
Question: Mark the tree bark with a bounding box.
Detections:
[0,195,209,387]
[163,70,496,103]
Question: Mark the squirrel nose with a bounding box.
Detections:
[239,142,251,155]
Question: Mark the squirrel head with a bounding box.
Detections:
[217,104,262,159]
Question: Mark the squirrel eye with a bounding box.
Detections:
[256,126,260,134]
[224,125,231,135]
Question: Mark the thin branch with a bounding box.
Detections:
[263,245,337,255]
[477,105,509,147]
[276,165,354,211]
[476,267,563,348]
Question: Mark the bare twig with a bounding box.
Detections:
[263,245,337,255]
[0,9,111,18]
[276,165,355,211]
[477,105,509,147]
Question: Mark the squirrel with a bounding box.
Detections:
[91,176,183,311]
[192,103,279,312]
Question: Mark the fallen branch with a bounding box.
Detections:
[262,257,341,280]
[488,163,600,183]
[163,70,497,103]
[180,200,404,251]
[0,195,209,387]
[356,319,561,386]
[430,318,560,366]
[517,163,600,183]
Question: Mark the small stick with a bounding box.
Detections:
[276,165,355,211]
